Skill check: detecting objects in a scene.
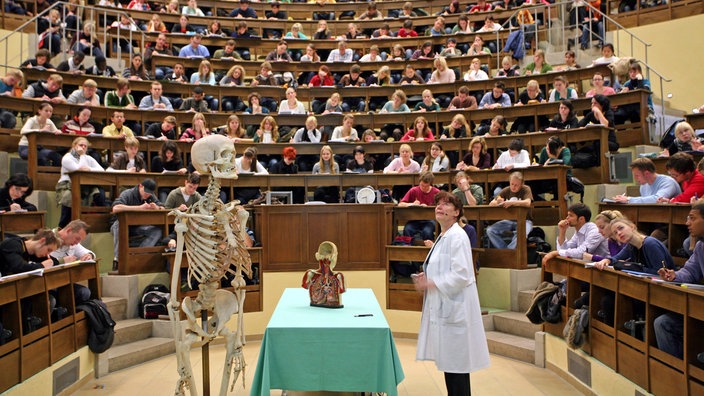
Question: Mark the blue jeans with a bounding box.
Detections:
[487,220,533,249]
[403,220,436,241]
[580,20,604,48]
[654,312,684,359]
[110,220,163,261]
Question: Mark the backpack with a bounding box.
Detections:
[659,119,686,149]
[76,299,115,354]
[527,227,551,266]
[139,284,170,319]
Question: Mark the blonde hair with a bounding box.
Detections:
[675,121,694,139]
[124,136,140,148]
[399,143,413,154]
[316,145,338,175]
[197,60,212,81]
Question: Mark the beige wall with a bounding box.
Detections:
[614,14,704,113]
[0,29,33,73]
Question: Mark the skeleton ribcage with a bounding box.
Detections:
[182,201,252,288]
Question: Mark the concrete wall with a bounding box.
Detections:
[614,14,704,113]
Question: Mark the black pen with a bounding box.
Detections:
[354,314,373,317]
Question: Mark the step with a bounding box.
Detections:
[518,290,535,314]
[106,337,176,373]
[102,296,127,321]
[485,330,535,365]
[492,311,542,339]
[113,318,153,346]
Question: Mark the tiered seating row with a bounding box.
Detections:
[542,253,704,396]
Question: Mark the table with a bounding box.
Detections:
[250,288,405,396]
[0,211,46,239]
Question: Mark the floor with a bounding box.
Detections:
[75,339,583,396]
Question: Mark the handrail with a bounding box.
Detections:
[0,1,148,70]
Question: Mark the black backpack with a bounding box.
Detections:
[76,299,115,354]
[659,119,686,149]
[139,284,170,319]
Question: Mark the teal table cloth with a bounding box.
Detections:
[250,288,405,395]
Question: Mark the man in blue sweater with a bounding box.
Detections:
[655,203,704,358]
[611,158,681,203]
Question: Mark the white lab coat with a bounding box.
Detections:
[416,222,490,373]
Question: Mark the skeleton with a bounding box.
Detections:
[167,135,252,396]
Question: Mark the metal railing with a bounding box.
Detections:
[0,1,148,71]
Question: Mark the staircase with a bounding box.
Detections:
[98,277,176,377]
[482,272,546,366]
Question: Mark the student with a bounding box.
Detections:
[110,179,164,270]
[0,173,36,212]
[312,145,340,203]
[398,172,440,242]
[102,111,135,138]
[107,137,147,173]
[541,203,608,265]
[610,158,681,203]
[19,103,61,166]
[0,229,60,275]
[487,172,534,249]
[593,217,675,275]
[145,116,178,140]
[56,137,105,227]
[655,203,704,359]
[164,173,202,210]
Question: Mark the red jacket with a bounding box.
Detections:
[308,74,334,87]
[672,170,704,203]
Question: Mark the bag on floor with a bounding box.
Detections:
[77,299,115,353]
[139,284,170,319]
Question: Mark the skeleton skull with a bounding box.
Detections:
[191,135,238,179]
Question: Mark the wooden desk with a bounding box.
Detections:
[541,255,704,396]
[686,112,704,131]
[114,210,171,275]
[0,261,100,393]
[149,53,492,78]
[0,128,20,153]
[0,211,46,239]
[652,152,704,176]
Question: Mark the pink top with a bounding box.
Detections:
[585,86,616,97]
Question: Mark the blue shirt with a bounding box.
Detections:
[479,92,512,108]
[629,173,681,203]
[674,239,704,283]
[178,44,210,58]
[608,236,675,274]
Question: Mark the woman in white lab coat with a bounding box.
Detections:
[414,191,490,395]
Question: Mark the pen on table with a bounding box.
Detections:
[661,260,667,270]
[354,314,373,317]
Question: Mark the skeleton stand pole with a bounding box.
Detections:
[201,309,210,396]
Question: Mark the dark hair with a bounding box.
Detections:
[187,173,201,184]
[4,173,33,197]
[494,81,505,90]
[160,141,180,163]
[568,203,592,222]
[602,43,614,52]
[508,138,524,152]
[75,106,91,118]
[693,203,704,219]
[353,145,365,154]
[666,152,696,174]
[434,191,463,221]
[192,86,204,94]
[592,94,610,111]
[547,136,565,156]
[559,99,574,117]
